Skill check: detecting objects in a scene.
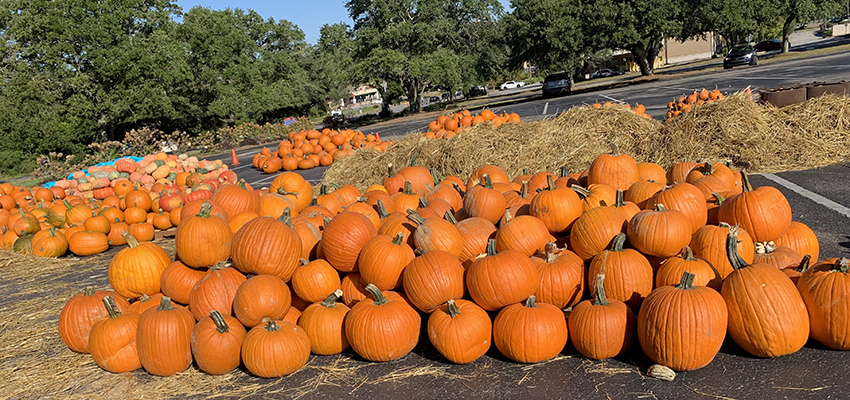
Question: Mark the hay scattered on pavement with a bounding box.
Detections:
[322,91,850,190]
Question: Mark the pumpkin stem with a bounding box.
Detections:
[196,201,213,218]
[560,166,570,178]
[430,168,444,184]
[321,289,344,308]
[375,199,389,219]
[681,246,696,261]
[615,189,626,207]
[210,310,229,333]
[300,258,309,266]
[319,184,330,196]
[121,231,140,248]
[406,210,425,225]
[265,320,280,332]
[592,273,609,306]
[403,181,414,195]
[703,162,714,175]
[726,225,749,270]
[418,197,429,208]
[544,242,558,263]
[486,238,497,256]
[741,170,753,192]
[392,233,404,245]
[323,216,332,227]
[521,167,530,176]
[276,187,299,197]
[210,261,231,271]
[102,295,120,318]
[520,182,528,199]
[444,210,457,224]
[278,208,294,227]
[84,287,95,296]
[795,254,811,273]
[547,175,556,191]
[502,209,512,224]
[63,199,73,210]
[19,208,26,218]
[157,296,174,311]
[48,228,56,238]
[452,182,465,197]
[138,293,151,303]
[524,295,537,308]
[835,258,850,273]
[446,299,461,317]
[482,174,493,189]
[408,152,419,167]
[676,271,696,290]
[711,192,726,205]
[571,184,590,199]
[365,284,388,306]
[609,233,627,252]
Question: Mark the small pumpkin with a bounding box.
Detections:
[191,310,247,375]
[241,321,311,378]
[427,299,491,364]
[88,295,141,373]
[297,290,350,355]
[232,274,292,328]
[493,296,568,363]
[402,249,465,313]
[568,273,635,360]
[797,258,850,350]
[587,234,653,310]
[136,296,195,376]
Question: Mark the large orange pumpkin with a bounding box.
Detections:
[108,232,171,298]
[344,284,420,362]
[493,296,568,363]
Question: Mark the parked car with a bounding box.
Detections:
[754,39,783,52]
[428,96,441,103]
[590,69,624,79]
[723,44,758,69]
[541,72,572,97]
[500,81,526,90]
[468,85,489,97]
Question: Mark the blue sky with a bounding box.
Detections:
[175,0,511,44]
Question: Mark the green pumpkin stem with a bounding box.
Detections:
[592,273,609,306]
[321,289,344,308]
[452,182,465,197]
[444,210,457,224]
[278,207,294,227]
[741,170,753,192]
[197,201,213,218]
[63,199,73,210]
[365,284,388,306]
[408,152,419,167]
[84,287,95,296]
[210,310,229,333]
[711,192,726,205]
[403,181,414,195]
[571,184,590,199]
[676,271,696,290]
[19,208,26,218]
[323,216,332,227]
[406,210,425,225]
[102,295,120,318]
[418,197,429,208]
[795,254,811,273]
[446,299,461,317]
[610,143,621,156]
[121,231,140,248]
[210,261,230,271]
[653,203,668,212]
[482,174,493,189]
[559,166,570,178]
[392,233,405,245]
[703,162,715,175]
[265,320,280,332]
[524,295,537,308]
[615,189,626,207]
[319,184,330,196]
[834,258,850,273]
[276,187,299,197]
[300,258,309,266]
[48,228,56,238]
[681,246,696,261]
[726,225,749,270]
[547,175,556,191]
[430,168,444,184]
[157,296,174,311]
[375,199,389,219]
[486,238,497,256]
[610,233,627,252]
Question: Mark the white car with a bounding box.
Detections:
[500,81,526,90]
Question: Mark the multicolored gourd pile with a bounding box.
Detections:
[590,102,652,119]
[424,109,522,139]
[0,153,239,257]
[57,145,847,379]
[665,88,728,120]
[252,129,391,173]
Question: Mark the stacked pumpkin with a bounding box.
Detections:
[424,109,522,139]
[252,128,391,173]
[590,102,652,119]
[0,160,241,257]
[665,88,727,120]
[60,149,841,379]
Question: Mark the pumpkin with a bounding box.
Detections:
[175,201,232,268]
[344,284,420,362]
[613,189,641,222]
[636,162,667,185]
[136,297,195,376]
[88,296,141,373]
[68,231,109,256]
[191,310,247,375]
[646,183,707,234]
[125,190,152,211]
[493,296,568,363]
[160,261,205,305]
[108,232,171,298]
[638,271,728,371]
[322,212,377,272]
[358,233,416,290]
[407,211,464,257]
[291,258,342,304]
[427,299,492,364]
[241,320,311,377]
[586,144,639,191]
[721,226,809,357]
[572,184,617,212]
[752,241,803,269]
[466,239,539,311]
[31,228,68,257]
[127,293,174,315]
[569,273,635,360]
[211,180,261,217]
[188,262,247,321]
[298,290,350,355]
[530,243,585,309]
[269,173,313,212]
[494,212,551,257]
[655,246,721,291]
[774,221,820,262]
[627,204,691,258]
[180,198,228,224]
[690,223,755,279]
[570,206,627,261]
[529,175,582,234]
[233,274,292,328]
[230,211,302,281]
[782,254,811,284]
[797,258,850,350]
[454,215,497,267]
[462,174,507,224]
[587,233,653,309]
[128,222,155,242]
[58,288,129,353]
[718,172,791,242]
[402,249,465,313]
[340,272,370,307]
[625,180,664,209]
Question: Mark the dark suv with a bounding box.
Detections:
[542,73,572,97]
[723,45,758,69]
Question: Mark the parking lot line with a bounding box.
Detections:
[762,173,850,219]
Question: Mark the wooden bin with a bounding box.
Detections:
[807,82,850,99]
[760,88,807,108]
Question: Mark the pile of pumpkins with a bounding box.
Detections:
[59,146,845,380]
[0,155,240,257]
[252,129,391,173]
[424,109,522,139]
[665,88,728,120]
[590,102,653,119]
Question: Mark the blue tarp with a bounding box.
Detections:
[42,156,145,188]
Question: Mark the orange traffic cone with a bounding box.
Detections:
[231,149,240,165]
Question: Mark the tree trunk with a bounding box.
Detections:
[630,46,654,76]
[406,80,421,114]
[782,14,795,53]
[377,81,391,117]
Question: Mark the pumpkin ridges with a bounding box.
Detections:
[493,295,568,363]
[568,273,635,360]
[136,296,195,376]
[427,299,491,364]
[58,288,130,354]
[403,249,465,313]
[108,232,171,298]
[88,295,141,373]
[344,284,421,362]
[797,258,850,350]
[298,290,351,355]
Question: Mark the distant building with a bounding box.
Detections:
[597,34,717,73]
[344,86,381,106]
